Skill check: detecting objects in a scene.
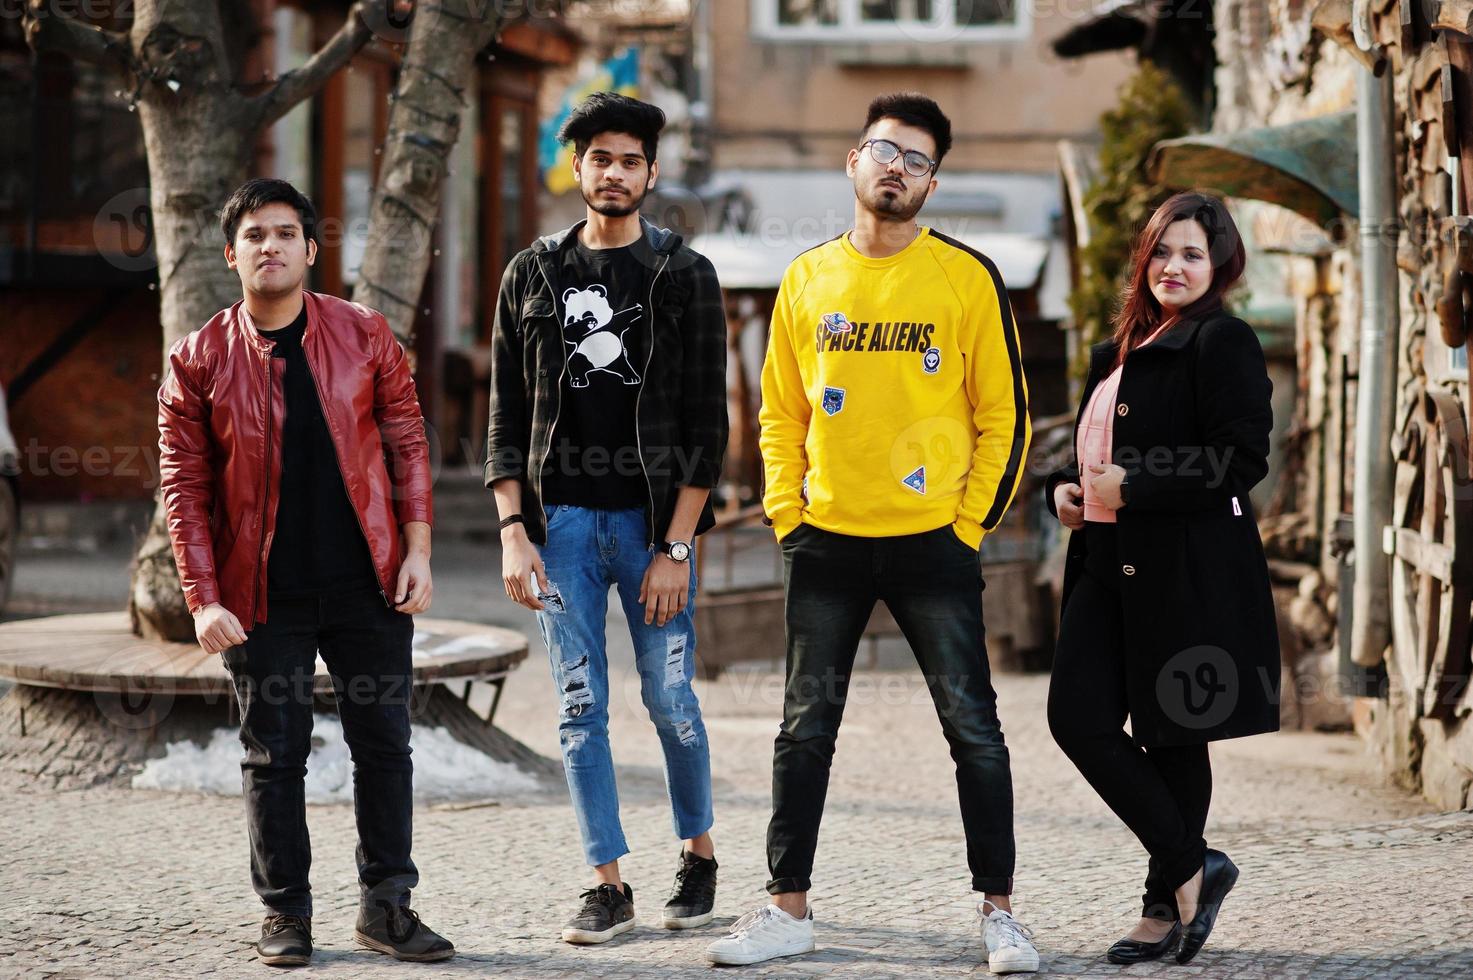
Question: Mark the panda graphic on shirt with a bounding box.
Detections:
[561,284,643,388]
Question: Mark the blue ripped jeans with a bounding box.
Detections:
[535,505,714,867]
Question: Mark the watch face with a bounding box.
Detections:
[669,541,691,562]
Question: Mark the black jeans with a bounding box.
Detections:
[766,523,1015,896]
[220,587,418,917]
[1048,522,1211,922]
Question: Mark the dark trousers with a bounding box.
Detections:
[221,587,418,918]
[1048,522,1211,921]
[766,523,1015,896]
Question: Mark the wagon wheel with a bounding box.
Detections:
[1385,388,1473,719]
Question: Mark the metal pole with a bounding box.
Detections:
[1349,64,1400,669]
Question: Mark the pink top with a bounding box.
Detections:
[1076,317,1178,523]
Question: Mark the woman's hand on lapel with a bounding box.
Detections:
[1087,463,1128,510]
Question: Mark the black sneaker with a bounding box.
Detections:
[257,913,312,967]
[662,850,718,929]
[354,901,455,962]
[561,882,637,944]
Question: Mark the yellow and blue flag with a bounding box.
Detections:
[539,47,641,195]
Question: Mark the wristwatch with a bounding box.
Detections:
[1119,480,1132,506]
[664,540,692,563]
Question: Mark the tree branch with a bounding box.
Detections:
[251,0,374,130]
[22,0,134,73]
[217,0,265,88]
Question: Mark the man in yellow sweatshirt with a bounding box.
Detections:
[705,94,1037,973]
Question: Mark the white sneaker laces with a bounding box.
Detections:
[726,905,778,940]
[987,909,1035,949]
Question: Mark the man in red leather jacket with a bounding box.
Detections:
[157,178,452,967]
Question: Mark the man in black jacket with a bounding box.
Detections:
[486,92,729,945]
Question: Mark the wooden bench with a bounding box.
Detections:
[0,612,547,789]
[0,611,526,696]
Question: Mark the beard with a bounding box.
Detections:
[857,179,927,223]
[582,180,649,218]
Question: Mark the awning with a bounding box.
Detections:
[1146,111,1359,226]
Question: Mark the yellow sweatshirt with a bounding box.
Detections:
[759,227,1031,549]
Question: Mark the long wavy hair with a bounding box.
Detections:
[1110,191,1246,367]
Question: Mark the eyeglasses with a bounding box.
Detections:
[860,138,938,178]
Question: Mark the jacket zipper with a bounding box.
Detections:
[535,257,564,533]
[301,333,392,608]
[634,253,670,548]
[249,354,274,625]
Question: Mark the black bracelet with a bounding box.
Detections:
[498,514,525,530]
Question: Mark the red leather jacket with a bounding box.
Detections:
[157,291,433,626]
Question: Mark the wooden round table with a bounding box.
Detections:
[0,612,547,790]
[0,611,527,694]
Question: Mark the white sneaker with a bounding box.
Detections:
[704,904,816,966]
[980,901,1039,974]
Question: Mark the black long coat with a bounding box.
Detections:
[1045,308,1282,746]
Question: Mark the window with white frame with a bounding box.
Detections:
[758,0,1025,40]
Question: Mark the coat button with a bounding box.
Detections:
[1122,564,1136,576]
[1116,403,1129,417]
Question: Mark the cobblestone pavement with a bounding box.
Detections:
[3,537,1472,978]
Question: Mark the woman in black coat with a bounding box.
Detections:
[1045,191,1280,966]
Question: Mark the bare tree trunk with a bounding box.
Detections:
[126,3,258,641]
[25,0,373,641]
[350,1,505,340]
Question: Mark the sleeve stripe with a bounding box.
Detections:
[929,231,1029,530]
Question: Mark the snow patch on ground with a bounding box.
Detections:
[133,715,541,803]
[410,630,510,659]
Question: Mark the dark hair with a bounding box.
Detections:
[219,178,318,246]
[557,91,666,165]
[862,92,953,168]
[1111,191,1246,365]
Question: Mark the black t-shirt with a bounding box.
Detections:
[258,305,379,598]
[540,240,650,511]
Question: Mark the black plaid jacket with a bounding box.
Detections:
[484,218,729,548]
